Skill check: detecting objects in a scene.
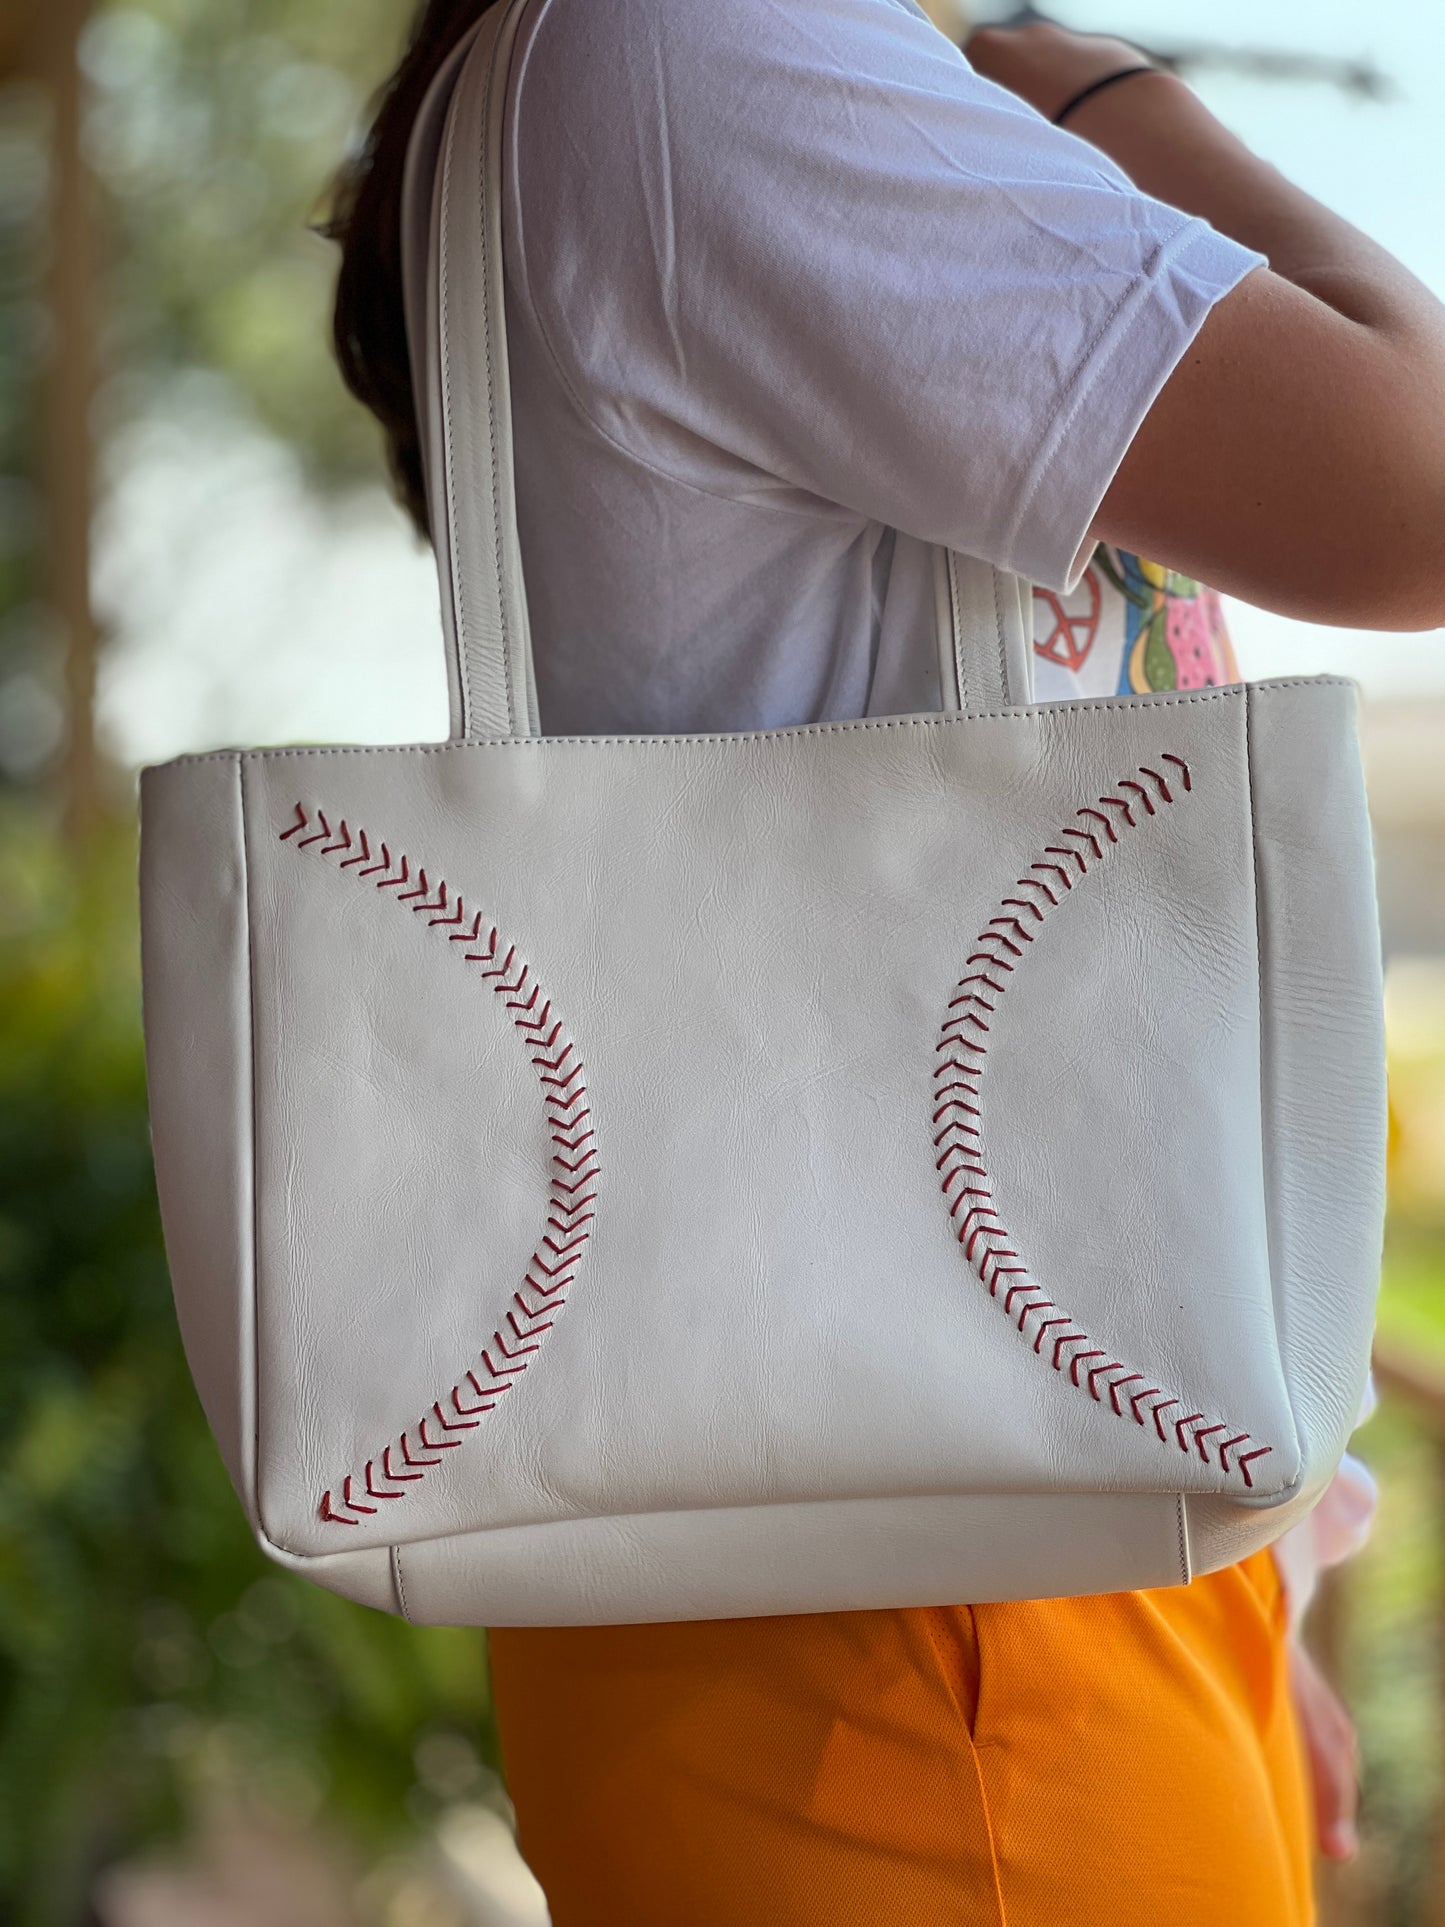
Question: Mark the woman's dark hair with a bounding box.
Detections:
[324,0,494,537]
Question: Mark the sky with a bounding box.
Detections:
[95,0,1445,768]
[1076,0,1445,698]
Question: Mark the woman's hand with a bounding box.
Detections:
[1289,1641,1360,1861]
[962,20,1163,123]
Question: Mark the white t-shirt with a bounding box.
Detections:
[499,0,1265,732]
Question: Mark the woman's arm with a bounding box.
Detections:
[968,24,1445,632]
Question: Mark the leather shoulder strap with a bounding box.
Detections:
[401,0,1031,741]
[934,549,1034,716]
[403,0,538,741]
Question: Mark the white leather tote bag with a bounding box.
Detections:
[140,0,1387,1627]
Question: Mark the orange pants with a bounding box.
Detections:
[489,1549,1314,1926]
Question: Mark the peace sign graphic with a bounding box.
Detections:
[1032,566,1102,675]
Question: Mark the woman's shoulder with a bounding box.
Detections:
[511,0,1030,128]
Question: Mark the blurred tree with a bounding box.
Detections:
[0,810,499,1927]
[0,49,54,799]
[0,10,509,1917]
[0,0,417,817]
[81,0,410,487]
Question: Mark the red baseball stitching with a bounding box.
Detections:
[931,756,1274,1493]
[279,803,599,1529]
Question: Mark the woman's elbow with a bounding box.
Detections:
[1295,478,1445,632]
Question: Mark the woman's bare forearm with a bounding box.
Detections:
[1066,67,1445,345]
[966,25,1445,628]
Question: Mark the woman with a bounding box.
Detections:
[328,0,1444,1917]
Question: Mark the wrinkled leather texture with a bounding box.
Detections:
[138,0,1386,1625]
[140,680,1387,1624]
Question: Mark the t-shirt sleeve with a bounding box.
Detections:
[507,0,1266,593]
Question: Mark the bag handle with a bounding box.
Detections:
[401,0,1032,742]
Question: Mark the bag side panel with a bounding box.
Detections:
[1247,681,1386,1502]
[1182,1482,1343,1580]
[254,1529,401,1615]
[140,757,258,1519]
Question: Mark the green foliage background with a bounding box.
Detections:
[0,3,512,1919]
[0,0,411,734]
[0,811,500,1926]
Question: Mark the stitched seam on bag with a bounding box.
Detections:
[990,565,1008,709]
[1175,1495,1190,1584]
[437,88,473,740]
[475,17,515,738]
[161,681,1358,765]
[932,752,1276,1494]
[392,1544,411,1622]
[238,758,265,1531]
[277,802,598,1529]
[949,551,969,712]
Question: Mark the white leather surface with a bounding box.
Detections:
[401,1,565,741]
[1247,682,1385,1476]
[138,0,1386,1625]
[390,1491,1191,1626]
[139,758,257,1515]
[140,677,1385,1621]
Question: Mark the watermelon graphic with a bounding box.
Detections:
[1089,547,1240,695]
[1165,589,1234,690]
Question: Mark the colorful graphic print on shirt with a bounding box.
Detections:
[1031,543,1239,703]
